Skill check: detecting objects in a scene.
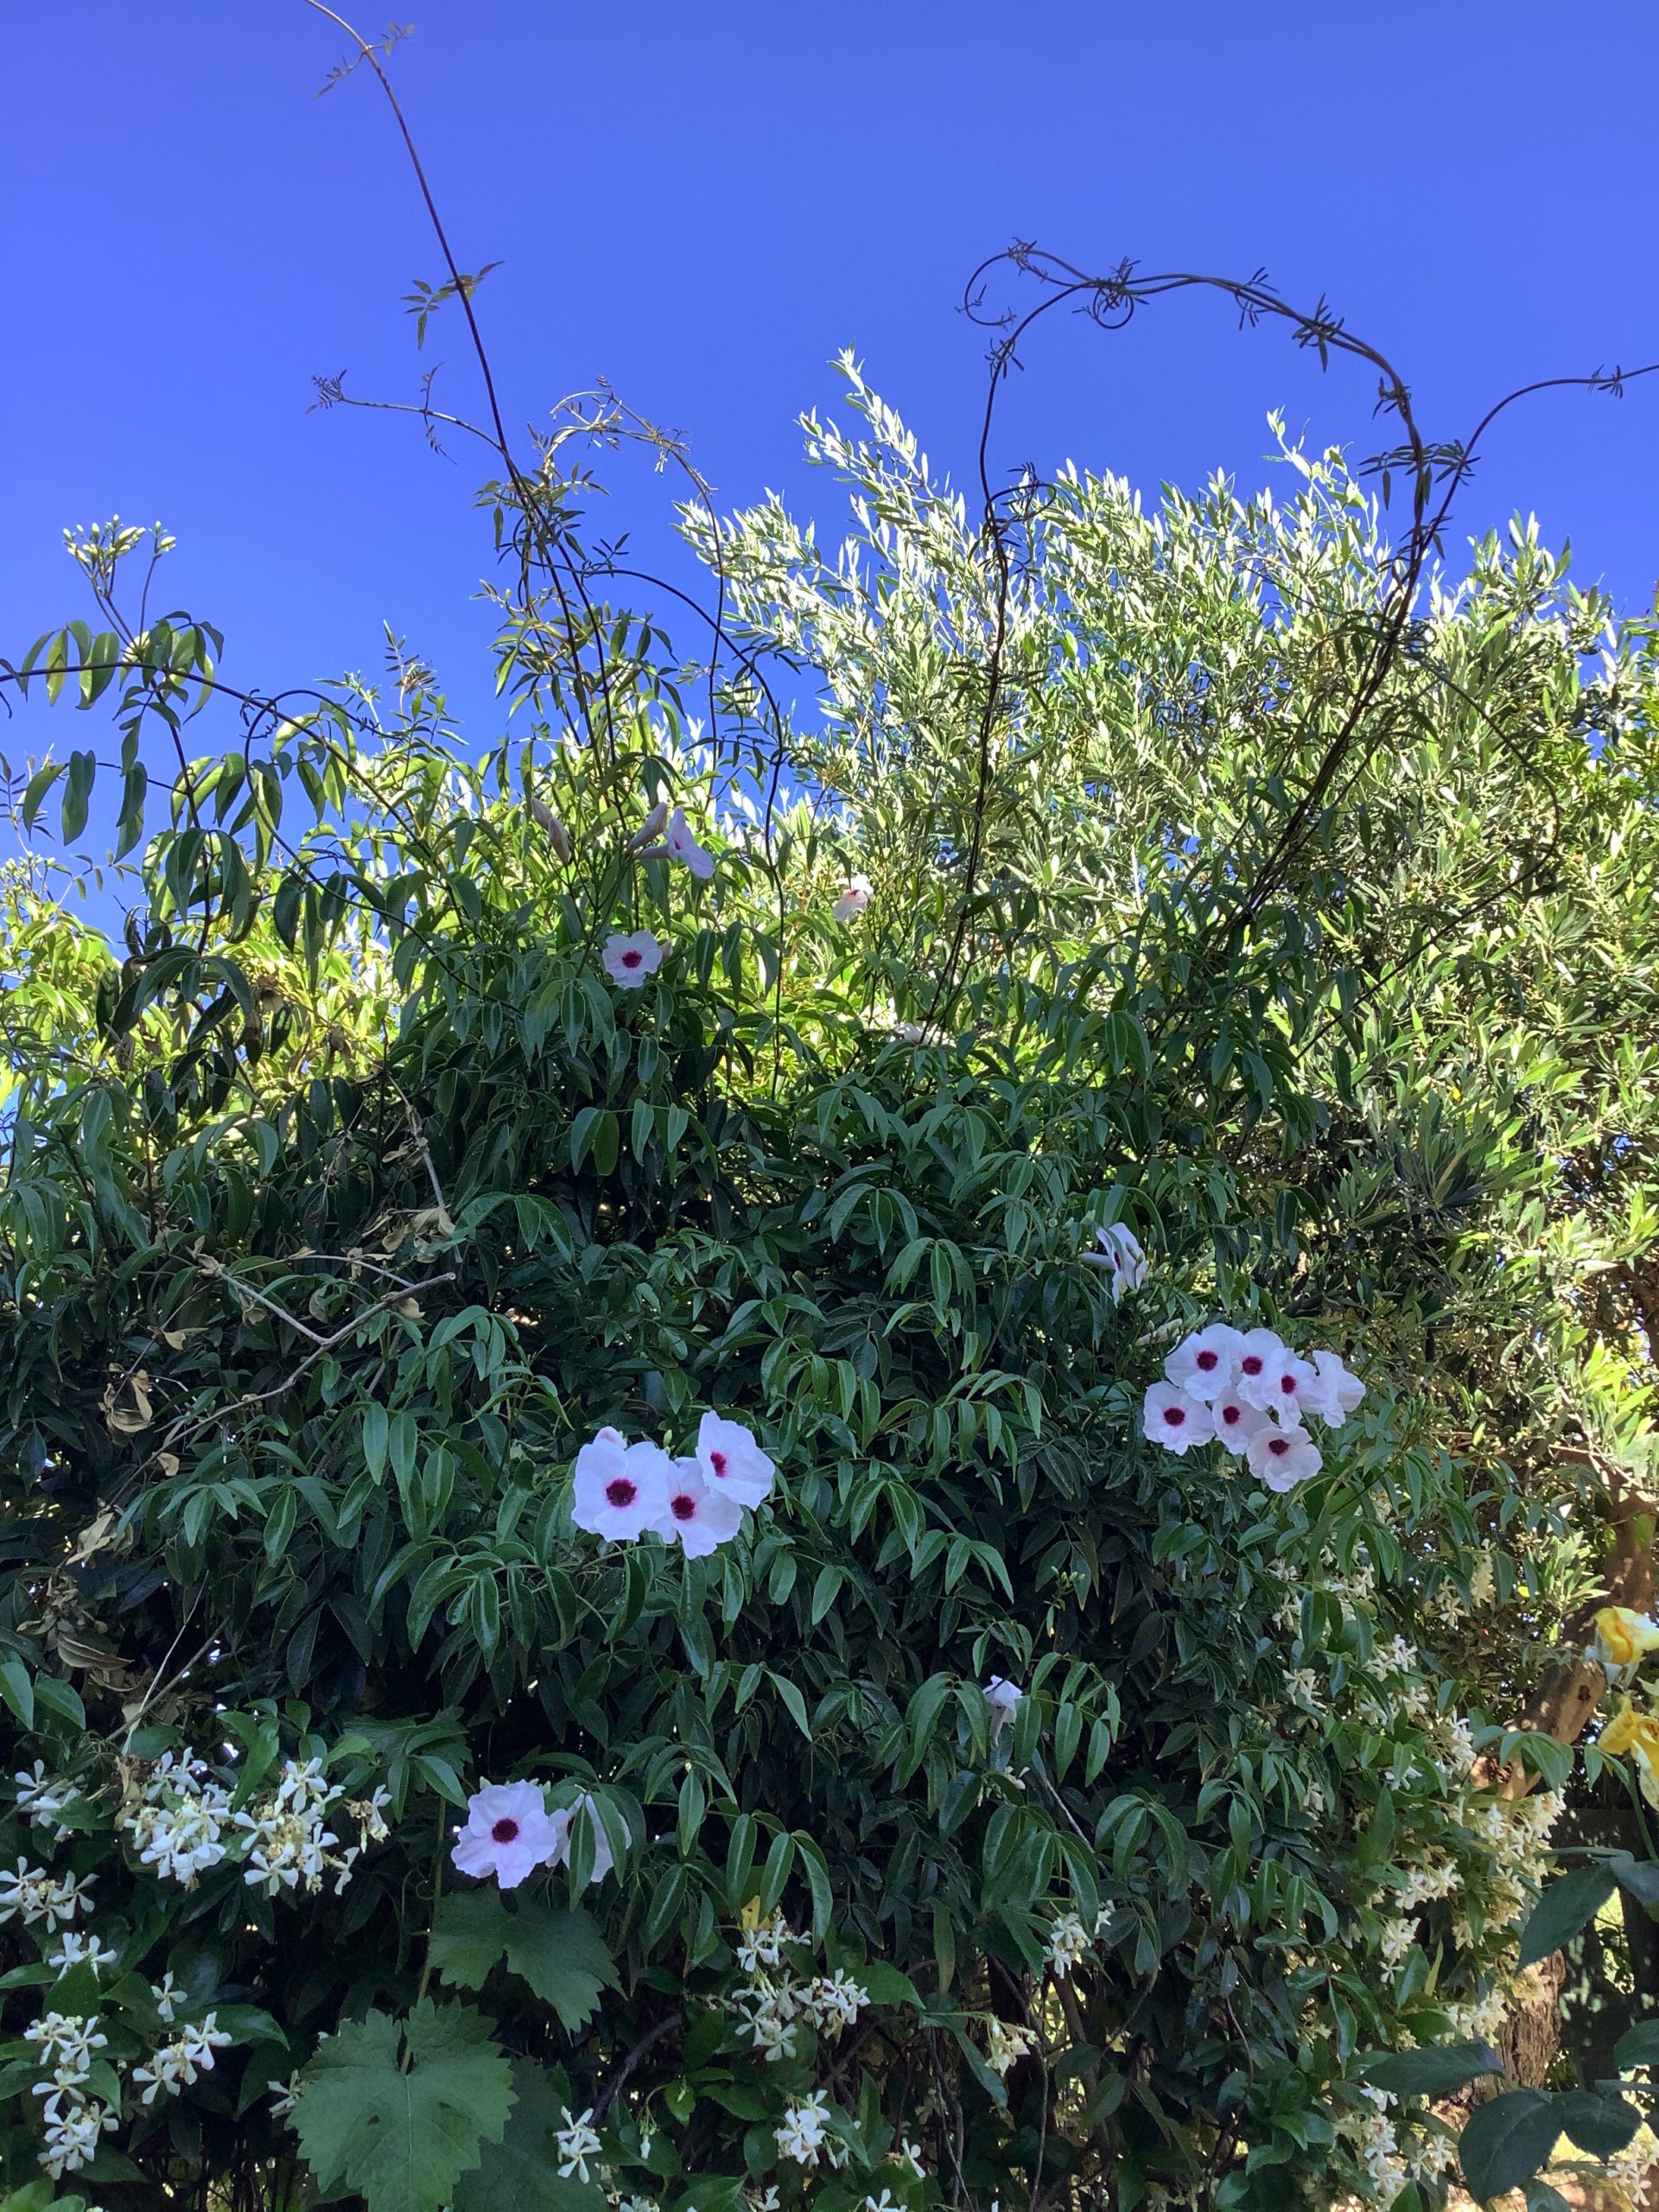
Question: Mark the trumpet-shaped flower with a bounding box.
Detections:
[1311,1348,1366,1425]
[652,1460,744,1557]
[548,1791,626,1885]
[1085,1222,1147,1302]
[1592,1606,1659,1672]
[1599,1703,1659,1808]
[1142,1382,1214,1454]
[1247,1424,1323,1491]
[1210,1389,1267,1454]
[450,1781,563,1890]
[1164,1324,1244,1402]
[571,1427,673,1541]
[695,1411,775,1508]
[982,1676,1022,1734]
[663,806,715,879]
[601,930,664,989]
[831,875,871,922]
[629,800,670,849]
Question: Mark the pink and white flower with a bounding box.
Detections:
[1211,1389,1268,1454]
[664,806,715,880]
[629,800,670,849]
[831,875,872,922]
[982,1677,1022,1734]
[1232,1327,1289,1409]
[545,1791,624,1885]
[571,1428,673,1541]
[1312,1349,1366,1427]
[602,931,664,989]
[652,1459,744,1556]
[1246,1424,1323,1491]
[1141,1382,1214,1454]
[1163,1324,1244,1402]
[1244,1349,1322,1422]
[451,1782,563,1890]
[695,1411,775,1508]
[1085,1221,1147,1304]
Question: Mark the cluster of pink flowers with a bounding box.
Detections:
[570,1413,775,1558]
[1141,1323,1364,1491]
[452,1783,620,1891]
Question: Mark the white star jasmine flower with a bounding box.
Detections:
[651,1460,744,1557]
[571,1427,674,1541]
[38,2096,116,2177]
[450,1781,563,1890]
[1044,1911,1090,1979]
[601,930,664,989]
[1312,1348,1366,1425]
[47,1931,118,1975]
[663,806,715,879]
[1210,1389,1267,1453]
[1231,1327,1287,1405]
[775,2091,832,2167]
[695,1411,775,1507]
[831,875,871,922]
[1141,1382,1214,1454]
[1163,1324,1244,1401]
[982,1676,1023,1734]
[985,2018,1034,2077]
[553,2105,602,2183]
[1084,1220,1147,1301]
[1247,1424,1323,1491]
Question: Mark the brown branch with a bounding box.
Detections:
[143,1272,456,1475]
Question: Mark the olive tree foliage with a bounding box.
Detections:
[0,50,1657,2212]
[688,362,1659,1734]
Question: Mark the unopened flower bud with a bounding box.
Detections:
[529,798,572,862]
[629,800,670,849]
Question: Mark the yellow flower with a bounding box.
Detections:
[1601,1703,1643,1756]
[1600,1705,1659,1807]
[1592,1607,1659,1669]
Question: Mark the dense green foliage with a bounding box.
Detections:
[0,349,1656,2212]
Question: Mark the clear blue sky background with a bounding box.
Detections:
[3,1,1657,823]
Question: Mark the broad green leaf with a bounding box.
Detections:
[453,2059,607,2212]
[1555,2088,1640,2157]
[1516,1862,1618,1967]
[1355,2041,1502,2099]
[292,1999,513,2212]
[1459,2089,1564,2202]
[429,1893,617,2031]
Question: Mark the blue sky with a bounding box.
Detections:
[3,1,1657,808]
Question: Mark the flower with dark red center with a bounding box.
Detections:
[694,1410,775,1508]
[571,1428,672,1541]
[601,929,664,990]
[1164,1323,1245,1402]
[1141,1382,1215,1456]
[451,1781,563,1888]
[1211,1389,1267,1455]
[1245,1422,1322,1492]
[651,1460,744,1557]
